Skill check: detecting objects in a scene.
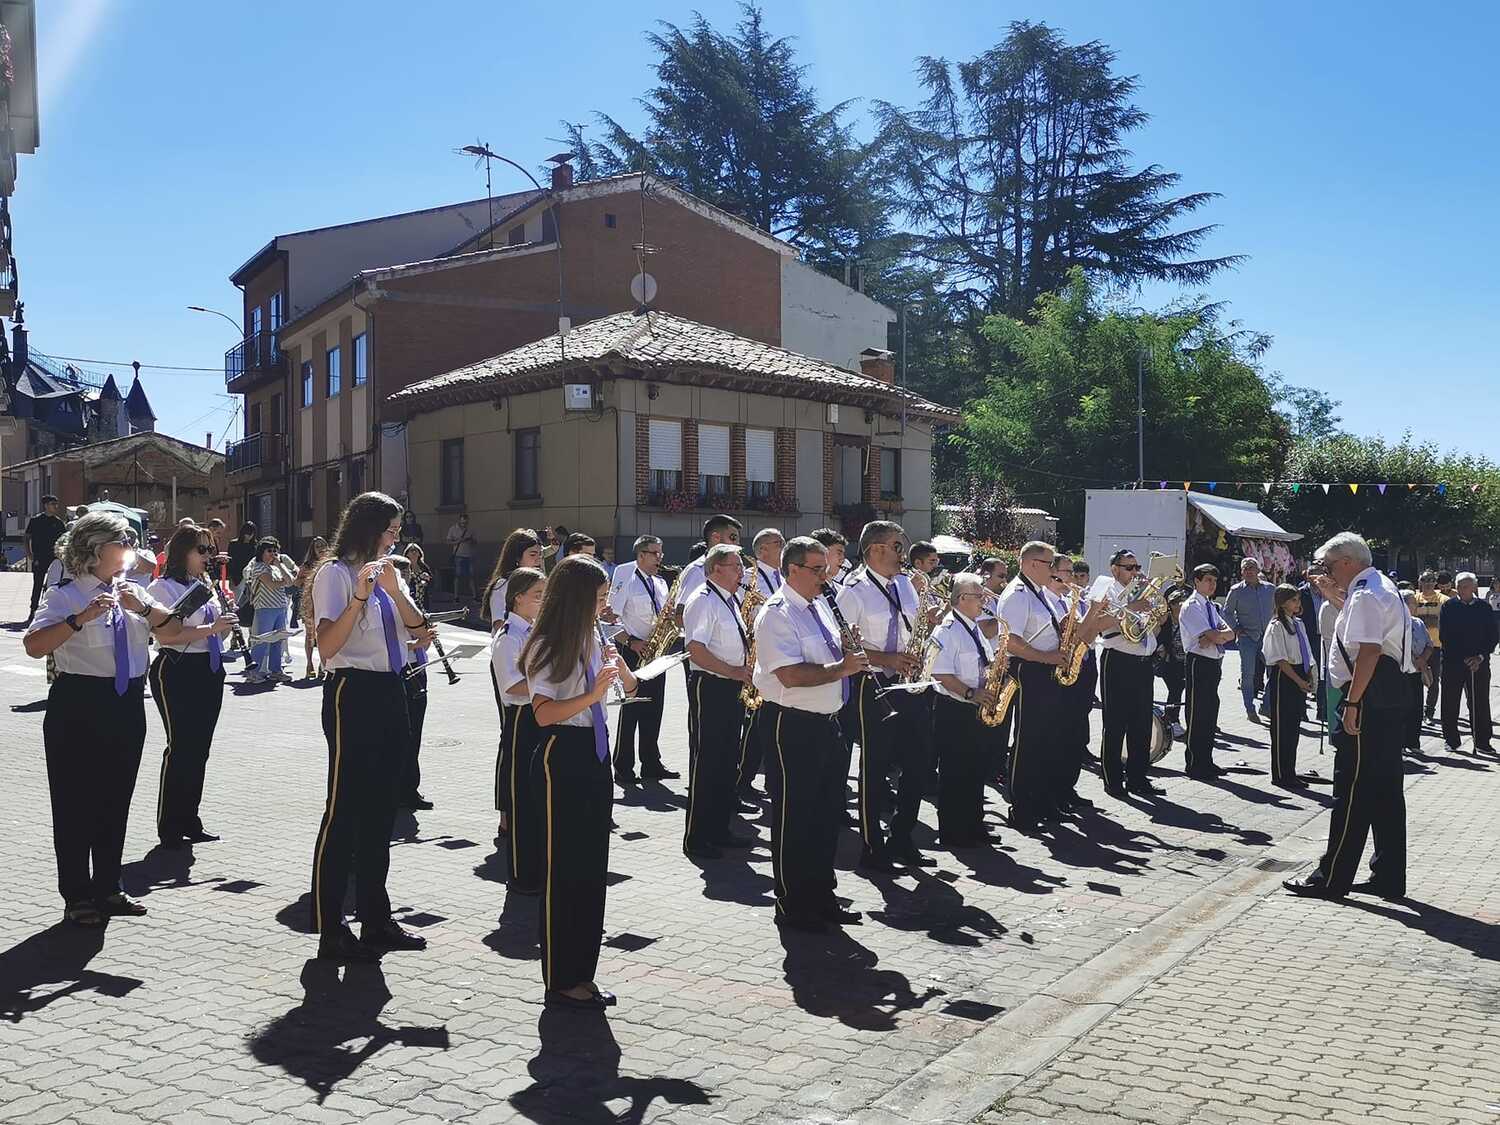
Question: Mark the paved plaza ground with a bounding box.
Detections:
[0,571,1495,1124]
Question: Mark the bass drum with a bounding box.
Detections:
[1149,706,1172,763]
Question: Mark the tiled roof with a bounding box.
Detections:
[388,309,957,420]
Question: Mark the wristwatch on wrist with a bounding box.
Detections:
[963,687,976,702]
[65,614,83,632]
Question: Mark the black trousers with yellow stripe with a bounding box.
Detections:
[762,702,844,923]
[614,643,666,777]
[44,673,146,905]
[685,673,746,851]
[491,665,509,813]
[1184,653,1223,776]
[1006,660,1061,825]
[148,649,225,842]
[503,703,543,892]
[311,668,409,933]
[532,725,613,991]
[1100,648,1154,789]
[852,672,930,856]
[932,693,991,845]
[736,702,765,794]
[1315,716,1406,895]
[1266,670,1304,784]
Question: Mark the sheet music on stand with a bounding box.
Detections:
[880,679,938,693]
[248,629,296,646]
[633,651,688,681]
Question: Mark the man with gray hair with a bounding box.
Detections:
[607,534,676,785]
[1437,571,1496,754]
[747,528,786,596]
[1223,556,1274,723]
[1287,531,1413,900]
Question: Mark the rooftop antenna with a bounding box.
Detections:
[630,159,661,312]
[457,140,497,242]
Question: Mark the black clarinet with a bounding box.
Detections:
[209,568,248,653]
[819,581,897,722]
[413,570,458,684]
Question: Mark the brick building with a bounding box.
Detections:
[222,166,897,547]
[388,308,956,569]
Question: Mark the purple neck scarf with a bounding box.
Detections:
[580,649,610,761]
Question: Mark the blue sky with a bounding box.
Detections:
[23,1,1499,458]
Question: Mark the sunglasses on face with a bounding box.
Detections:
[194,544,214,555]
[1118,563,1140,572]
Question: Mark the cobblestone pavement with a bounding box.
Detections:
[0,572,1493,1124]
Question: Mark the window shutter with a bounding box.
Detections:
[746,428,774,482]
[699,424,730,476]
[648,420,682,471]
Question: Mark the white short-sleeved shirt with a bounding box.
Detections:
[747,560,785,598]
[1178,590,1228,660]
[752,585,845,715]
[1262,618,1316,677]
[999,577,1062,655]
[312,561,407,672]
[43,558,63,590]
[526,634,602,728]
[487,578,509,627]
[27,573,154,678]
[1327,567,1414,687]
[929,610,994,700]
[489,613,534,705]
[147,576,218,654]
[684,580,748,674]
[1089,575,1159,657]
[609,562,668,641]
[836,570,918,657]
[673,557,708,608]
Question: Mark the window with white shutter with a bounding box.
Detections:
[648,419,683,499]
[698,424,730,503]
[746,428,775,503]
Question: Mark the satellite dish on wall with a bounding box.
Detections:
[630,272,658,307]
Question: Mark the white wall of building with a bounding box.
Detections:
[779,258,896,372]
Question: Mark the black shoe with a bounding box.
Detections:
[1006,813,1039,834]
[361,919,428,951]
[775,913,827,934]
[318,926,381,963]
[641,766,680,781]
[545,988,617,1010]
[1103,784,1128,800]
[614,772,640,788]
[822,906,863,925]
[858,849,899,874]
[1349,880,1405,901]
[184,829,222,843]
[402,796,434,811]
[713,834,757,849]
[97,892,147,917]
[1127,780,1166,796]
[1283,875,1342,900]
[684,843,723,860]
[893,847,936,868]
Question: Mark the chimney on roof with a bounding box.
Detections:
[550,160,574,191]
[859,347,895,385]
[11,303,26,372]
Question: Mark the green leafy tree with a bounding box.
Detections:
[873,21,1240,322]
[952,270,1287,544]
[562,4,886,266]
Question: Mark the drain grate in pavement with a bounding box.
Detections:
[213,880,265,894]
[437,839,479,849]
[942,999,1004,1021]
[604,933,657,951]
[1254,858,1298,872]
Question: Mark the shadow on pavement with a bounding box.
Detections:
[484,889,541,962]
[1341,897,1499,962]
[865,864,1006,947]
[1144,794,1273,848]
[275,893,317,934]
[246,960,449,1104]
[693,848,775,908]
[956,840,1067,895]
[779,927,942,1031]
[0,923,142,1022]
[509,1008,711,1124]
[121,842,204,897]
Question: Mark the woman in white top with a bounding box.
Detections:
[24,512,180,926]
[520,555,637,1010]
[482,528,544,632]
[308,491,435,965]
[489,566,546,891]
[146,523,241,849]
[243,537,299,684]
[1262,584,1316,789]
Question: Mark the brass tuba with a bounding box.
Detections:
[738,580,765,711]
[978,617,1019,727]
[1111,556,1183,645]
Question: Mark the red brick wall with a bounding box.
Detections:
[775,428,796,504]
[635,415,649,503]
[682,420,699,499]
[863,442,880,504]
[822,432,835,515]
[731,425,747,508]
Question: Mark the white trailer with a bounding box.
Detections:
[1082,489,1301,579]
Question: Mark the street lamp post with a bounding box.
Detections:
[187,305,244,338]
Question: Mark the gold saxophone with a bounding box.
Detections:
[900,583,936,683]
[1054,584,1088,685]
[738,581,765,711]
[639,566,688,662]
[978,617,1019,727]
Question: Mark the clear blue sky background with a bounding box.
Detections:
[24,0,1499,460]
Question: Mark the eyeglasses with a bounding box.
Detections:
[194,544,214,555]
[790,561,828,576]
[640,549,663,557]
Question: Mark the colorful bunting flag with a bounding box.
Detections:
[1320,483,1330,494]
[1349,483,1359,495]
[1377,484,1387,495]
[1262,483,1272,494]
[1207,482,1217,491]
[1437,483,1447,496]
[1291,484,1301,494]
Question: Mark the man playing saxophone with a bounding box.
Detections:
[997,542,1069,831]
[929,574,1006,847]
[1050,553,1108,812]
[1089,549,1165,799]
[681,544,756,859]
[735,527,786,795]
[606,536,677,786]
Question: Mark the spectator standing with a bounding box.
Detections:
[1437,573,1497,754]
[446,513,476,602]
[1404,593,1431,752]
[24,495,68,621]
[1222,557,1275,723]
[399,511,425,547]
[227,522,258,586]
[1411,571,1447,719]
[243,537,299,684]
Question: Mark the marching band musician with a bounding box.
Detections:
[1049,553,1106,812]
[1178,564,1237,780]
[837,520,933,871]
[928,573,1001,846]
[746,528,787,596]
[386,554,433,812]
[908,541,940,582]
[521,555,638,1009]
[674,515,744,768]
[490,567,545,892]
[1262,584,1317,788]
[1286,532,1412,901]
[309,492,435,964]
[1090,550,1165,799]
[734,528,786,796]
[483,528,544,632]
[752,537,867,932]
[997,542,1068,830]
[146,523,240,849]
[25,511,181,926]
[682,544,756,858]
[607,536,677,786]
[811,528,851,588]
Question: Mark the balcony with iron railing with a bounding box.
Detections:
[224,330,286,390]
[225,431,286,481]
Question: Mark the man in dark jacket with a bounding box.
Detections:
[24,495,67,621]
[1296,577,1324,719]
[1437,573,1497,753]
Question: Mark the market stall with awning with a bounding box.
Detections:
[1186,491,1301,577]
